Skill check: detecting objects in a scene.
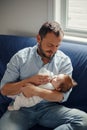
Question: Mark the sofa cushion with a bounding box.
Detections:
[0,61,5,82]
[59,42,87,112]
[0,35,37,81]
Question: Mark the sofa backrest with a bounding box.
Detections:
[0,35,87,112]
[0,35,37,81]
[59,42,87,112]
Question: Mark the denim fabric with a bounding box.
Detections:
[0,101,87,130]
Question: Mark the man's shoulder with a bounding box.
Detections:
[10,45,37,65]
[13,45,36,60]
[55,50,69,59]
[17,45,36,56]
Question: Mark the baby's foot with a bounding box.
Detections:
[8,106,15,111]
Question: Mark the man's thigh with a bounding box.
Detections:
[38,102,87,129]
[0,107,37,130]
[38,102,68,128]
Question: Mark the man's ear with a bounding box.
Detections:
[36,34,41,44]
[72,80,78,87]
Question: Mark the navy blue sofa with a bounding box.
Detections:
[0,35,87,130]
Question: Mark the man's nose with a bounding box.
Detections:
[52,46,57,53]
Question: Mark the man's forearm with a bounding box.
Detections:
[1,74,50,96]
[1,78,32,96]
[33,87,64,102]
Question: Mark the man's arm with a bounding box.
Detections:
[1,75,50,96]
[21,84,64,102]
[34,87,64,102]
[1,79,30,96]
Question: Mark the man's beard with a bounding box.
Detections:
[37,43,54,60]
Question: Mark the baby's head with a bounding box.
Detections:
[51,74,77,92]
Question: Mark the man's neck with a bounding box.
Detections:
[41,57,50,64]
[37,48,50,64]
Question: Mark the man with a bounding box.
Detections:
[0,21,87,130]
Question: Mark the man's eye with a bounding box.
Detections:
[48,44,52,47]
[56,45,58,48]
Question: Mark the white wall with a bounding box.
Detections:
[0,0,50,36]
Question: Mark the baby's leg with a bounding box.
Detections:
[31,96,43,105]
[21,96,43,107]
[8,95,22,111]
[8,94,43,111]
[8,105,16,111]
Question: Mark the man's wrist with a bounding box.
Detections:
[32,86,42,96]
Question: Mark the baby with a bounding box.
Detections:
[8,68,77,111]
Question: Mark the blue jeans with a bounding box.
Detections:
[0,101,87,130]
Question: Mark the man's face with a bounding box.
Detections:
[37,32,63,59]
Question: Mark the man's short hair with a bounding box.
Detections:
[39,21,64,40]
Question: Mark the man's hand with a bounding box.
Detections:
[21,83,63,102]
[1,74,50,96]
[29,74,50,86]
[21,83,38,97]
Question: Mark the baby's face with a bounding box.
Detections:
[52,74,66,91]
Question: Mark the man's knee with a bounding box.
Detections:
[70,109,87,130]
